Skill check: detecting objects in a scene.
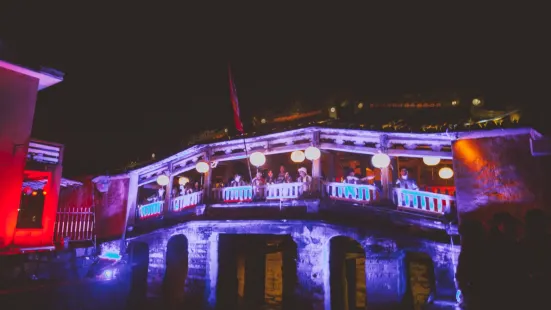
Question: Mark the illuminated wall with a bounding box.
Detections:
[452,134,543,224]
[58,177,129,240]
[0,66,39,248]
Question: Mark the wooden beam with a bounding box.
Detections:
[319,143,453,159]
[211,143,312,162]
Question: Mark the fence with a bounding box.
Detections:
[54,207,95,244]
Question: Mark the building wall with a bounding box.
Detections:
[0,67,39,248]
[58,177,130,241]
[101,220,458,310]
[452,134,544,225]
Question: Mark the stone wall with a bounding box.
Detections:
[452,134,544,224]
[104,220,457,310]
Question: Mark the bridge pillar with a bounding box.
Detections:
[292,231,330,310]
[363,241,406,309]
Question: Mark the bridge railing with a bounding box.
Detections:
[324,182,379,204]
[137,201,164,219]
[211,182,305,203]
[393,188,453,215]
[172,191,203,212]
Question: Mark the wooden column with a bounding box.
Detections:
[311,131,321,193]
[164,163,173,215]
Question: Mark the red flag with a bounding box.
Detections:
[228,65,244,133]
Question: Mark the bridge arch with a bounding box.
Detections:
[329,235,367,310]
[402,251,436,309]
[163,234,189,309]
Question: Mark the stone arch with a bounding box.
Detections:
[216,234,298,310]
[329,235,367,310]
[163,234,189,309]
[126,241,150,309]
[403,251,436,310]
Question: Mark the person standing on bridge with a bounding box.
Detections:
[395,168,419,190]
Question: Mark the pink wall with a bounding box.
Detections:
[0,67,39,248]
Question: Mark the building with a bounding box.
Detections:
[91,123,550,309]
[0,58,75,253]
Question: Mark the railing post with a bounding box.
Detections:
[165,163,173,215]
[311,130,322,195]
[204,149,213,203]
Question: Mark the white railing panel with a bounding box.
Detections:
[172,191,203,212]
[325,182,379,204]
[137,201,164,219]
[265,182,304,200]
[212,186,253,202]
[393,188,453,214]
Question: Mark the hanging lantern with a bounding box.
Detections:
[371,153,390,168]
[178,177,190,185]
[290,150,306,163]
[439,167,454,179]
[23,186,32,195]
[42,190,47,196]
[304,146,321,161]
[195,160,210,174]
[156,174,169,186]
[32,191,38,196]
[249,152,266,167]
[422,156,441,166]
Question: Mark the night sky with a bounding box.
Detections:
[0,3,546,177]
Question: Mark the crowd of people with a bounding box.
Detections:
[456,209,551,309]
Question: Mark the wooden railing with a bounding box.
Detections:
[265,182,304,200]
[212,182,306,203]
[393,188,454,214]
[172,191,203,212]
[212,185,253,202]
[54,207,95,243]
[137,201,164,219]
[324,182,379,204]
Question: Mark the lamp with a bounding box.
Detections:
[422,157,441,166]
[195,161,210,174]
[439,167,454,179]
[304,146,321,161]
[249,152,266,167]
[371,152,390,168]
[156,175,169,186]
[291,150,306,163]
[178,177,189,185]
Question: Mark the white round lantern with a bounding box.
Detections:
[195,161,210,174]
[178,177,189,185]
[304,146,321,161]
[439,167,454,179]
[156,175,169,186]
[371,153,390,168]
[422,156,441,166]
[291,150,306,163]
[249,152,266,167]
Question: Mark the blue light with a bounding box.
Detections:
[99,251,121,261]
[102,269,113,280]
[456,289,462,303]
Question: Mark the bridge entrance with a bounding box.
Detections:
[330,236,367,310]
[217,234,297,310]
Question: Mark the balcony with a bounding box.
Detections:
[130,127,459,225]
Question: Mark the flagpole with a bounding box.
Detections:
[228,64,254,192]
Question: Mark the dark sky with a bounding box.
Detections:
[0,3,546,177]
